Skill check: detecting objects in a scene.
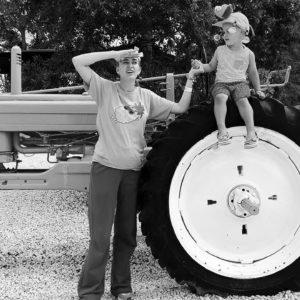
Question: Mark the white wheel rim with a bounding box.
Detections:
[169,126,300,279]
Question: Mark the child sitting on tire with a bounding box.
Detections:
[193,4,265,148]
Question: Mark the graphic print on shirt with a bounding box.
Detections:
[111,102,145,124]
[111,86,146,124]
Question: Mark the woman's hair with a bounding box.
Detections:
[114,58,142,67]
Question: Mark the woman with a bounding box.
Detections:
[72,47,201,300]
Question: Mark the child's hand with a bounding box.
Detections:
[191,59,204,73]
[256,90,266,99]
[191,59,202,69]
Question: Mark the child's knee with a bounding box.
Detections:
[214,93,228,103]
[236,97,249,106]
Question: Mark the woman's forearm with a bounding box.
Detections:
[172,78,193,113]
[171,68,202,114]
[72,51,119,84]
[72,51,117,67]
[72,48,139,84]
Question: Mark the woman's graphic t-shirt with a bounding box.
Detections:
[87,71,174,170]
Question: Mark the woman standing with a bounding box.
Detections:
[72,47,201,300]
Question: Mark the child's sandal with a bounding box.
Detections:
[244,133,258,149]
[217,131,231,145]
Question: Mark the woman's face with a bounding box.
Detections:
[116,57,141,79]
[222,23,243,46]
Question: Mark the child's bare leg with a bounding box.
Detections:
[214,93,229,134]
[236,97,256,138]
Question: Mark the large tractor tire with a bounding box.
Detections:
[139,96,300,295]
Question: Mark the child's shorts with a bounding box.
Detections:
[211,81,250,102]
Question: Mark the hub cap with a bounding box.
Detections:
[227,184,260,217]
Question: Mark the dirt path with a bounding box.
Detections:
[0,189,299,300]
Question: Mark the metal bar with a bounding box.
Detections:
[21,75,189,94]
[139,73,187,83]
[261,83,288,89]
[0,93,92,101]
[20,66,290,95]
[22,74,188,94]
[11,46,22,94]
[166,73,175,102]
[261,66,291,89]
[139,75,166,82]
[23,85,85,94]
[13,132,93,155]
[23,75,178,94]
[0,160,91,192]
[165,73,176,122]
[13,133,49,153]
[23,76,172,93]
[0,132,13,163]
[173,73,188,79]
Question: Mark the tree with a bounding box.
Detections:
[0,0,299,104]
[0,0,33,49]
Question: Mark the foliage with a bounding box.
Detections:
[0,0,299,104]
[22,53,75,91]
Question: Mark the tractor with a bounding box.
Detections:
[1,46,299,295]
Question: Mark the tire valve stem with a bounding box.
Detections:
[207,199,217,205]
[242,224,247,235]
[237,165,243,175]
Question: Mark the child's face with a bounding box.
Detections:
[221,23,244,46]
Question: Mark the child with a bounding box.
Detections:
[193,4,265,148]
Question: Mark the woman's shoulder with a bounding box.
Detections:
[138,86,164,104]
[91,70,114,84]
[139,86,154,96]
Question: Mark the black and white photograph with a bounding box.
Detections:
[0,0,299,299]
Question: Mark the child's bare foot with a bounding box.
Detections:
[217,130,231,145]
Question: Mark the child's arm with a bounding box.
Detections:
[248,52,265,98]
[204,53,218,72]
[192,51,217,73]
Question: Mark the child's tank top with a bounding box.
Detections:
[215,45,251,82]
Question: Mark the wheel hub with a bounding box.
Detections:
[227,184,260,218]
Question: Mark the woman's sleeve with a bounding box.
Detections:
[85,70,110,107]
[148,90,174,120]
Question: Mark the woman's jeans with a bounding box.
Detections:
[78,162,139,299]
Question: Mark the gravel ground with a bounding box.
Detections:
[1,155,300,300]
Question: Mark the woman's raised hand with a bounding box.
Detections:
[115,47,143,62]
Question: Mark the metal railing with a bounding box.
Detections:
[9,46,292,101]
[21,73,188,102]
[262,66,292,89]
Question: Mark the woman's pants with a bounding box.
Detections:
[78,162,140,299]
